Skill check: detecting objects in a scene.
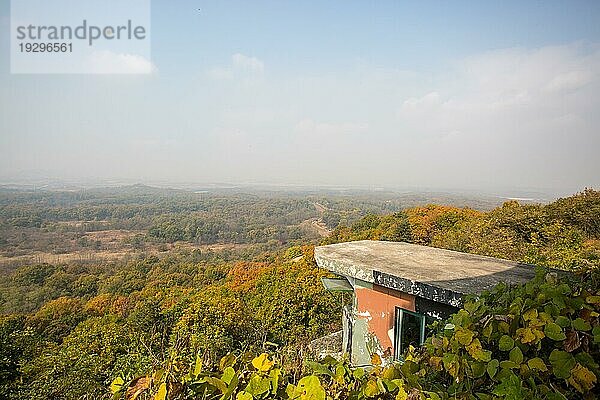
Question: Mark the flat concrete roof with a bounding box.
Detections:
[314,240,537,306]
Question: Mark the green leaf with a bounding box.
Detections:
[492,373,524,400]
[467,338,490,361]
[487,359,499,378]
[575,352,599,370]
[545,322,567,341]
[222,367,236,385]
[362,379,383,397]
[443,353,460,378]
[498,335,515,351]
[319,356,337,366]
[222,374,240,400]
[292,375,325,400]
[464,300,479,315]
[508,347,523,365]
[305,361,333,377]
[515,327,544,344]
[245,375,271,396]
[452,310,472,326]
[549,350,576,379]
[220,354,236,371]
[481,350,492,362]
[571,318,591,331]
[455,327,475,346]
[425,392,441,400]
[334,365,346,383]
[527,357,548,372]
[286,384,296,398]
[401,360,419,375]
[380,378,396,392]
[471,362,486,378]
[236,391,253,400]
[593,325,600,344]
[499,360,518,369]
[203,377,228,393]
[382,366,400,380]
[544,304,560,317]
[482,323,493,339]
[554,316,570,328]
[522,308,538,321]
[269,368,281,394]
[353,368,365,379]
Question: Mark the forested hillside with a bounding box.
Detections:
[0,186,504,268]
[325,188,599,272]
[0,189,598,399]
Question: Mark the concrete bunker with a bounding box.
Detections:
[315,240,537,366]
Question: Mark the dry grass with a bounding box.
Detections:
[0,228,254,269]
[299,218,331,238]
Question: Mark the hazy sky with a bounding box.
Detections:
[1,1,599,193]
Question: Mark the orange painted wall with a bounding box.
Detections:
[355,284,415,354]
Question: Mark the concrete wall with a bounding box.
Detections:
[350,279,415,365]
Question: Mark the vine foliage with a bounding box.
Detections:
[111,271,599,399]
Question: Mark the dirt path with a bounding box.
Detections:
[312,202,329,214]
[300,218,332,238]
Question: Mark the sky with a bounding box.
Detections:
[0,0,599,194]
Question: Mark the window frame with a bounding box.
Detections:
[393,307,426,360]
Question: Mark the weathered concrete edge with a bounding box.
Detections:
[314,249,375,284]
[374,270,464,308]
[315,247,464,307]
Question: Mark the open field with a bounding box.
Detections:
[0,185,546,272]
[0,229,254,269]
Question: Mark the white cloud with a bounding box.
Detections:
[232,53,264,73]
[194,42,599,189]
[461,44,598,100]
[390,43,600,189]
[206,53,264,80]
[401,92,441,108]
[397,43,600,132]
[85,51,157,74]
[544,70,593,93]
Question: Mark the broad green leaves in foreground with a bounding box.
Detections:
[113,271,599,400]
